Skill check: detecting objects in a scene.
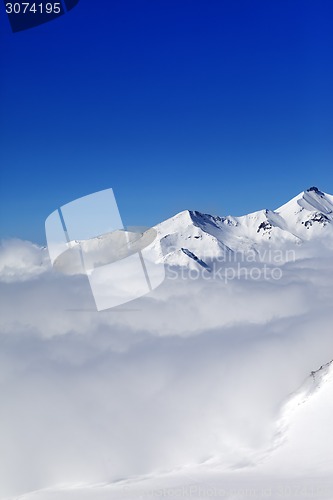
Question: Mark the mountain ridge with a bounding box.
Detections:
[155,187,333,269]
[49,187,333,276]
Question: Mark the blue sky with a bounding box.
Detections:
[1,0,332,243]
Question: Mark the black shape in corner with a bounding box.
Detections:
[63,0,80,12]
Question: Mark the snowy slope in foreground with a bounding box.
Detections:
[8,362,333,500]
[261,359,333,476]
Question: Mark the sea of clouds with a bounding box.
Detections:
[0,239,333,498]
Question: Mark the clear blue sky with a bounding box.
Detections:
[1,0,332,244]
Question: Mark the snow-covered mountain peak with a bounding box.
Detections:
[154,187,333,269]
[53,188,333,274]
[273,187,333,241]
[277,186,333,216]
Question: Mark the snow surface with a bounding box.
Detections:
[6,362,333,500]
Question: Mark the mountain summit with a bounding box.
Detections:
[53,188,333,274]
[155,188,333,269]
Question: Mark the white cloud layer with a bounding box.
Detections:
[0,240,333,498]
[0,239,49,283]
